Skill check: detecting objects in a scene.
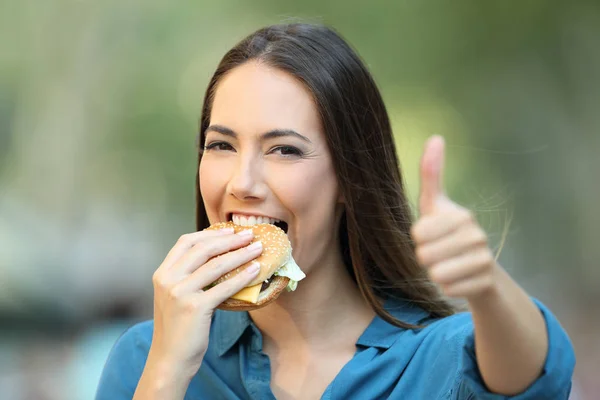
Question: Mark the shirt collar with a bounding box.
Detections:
[213,297,432,356]
[214,309,253,357]
[355,297,431,349]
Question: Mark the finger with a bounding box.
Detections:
[171,229,255,275]
[440,271,495,298]
[419,135,446,215]
[202,263,262,309]
[171,241,263,294]
[411,207,473,244]
[160,227,235,268]
[428,248,494,285]
[415,225,488,267]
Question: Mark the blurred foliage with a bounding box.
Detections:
[0,0,598,339]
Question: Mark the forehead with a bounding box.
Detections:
[209,61,323,138]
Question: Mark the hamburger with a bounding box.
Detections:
[204,221,305,311]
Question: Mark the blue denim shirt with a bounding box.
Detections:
[96,298,574,399]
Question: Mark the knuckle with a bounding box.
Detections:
[207,255,227,275]
[477,275,494,292]
[191,242,207,255]
[428,266,442,282]
[440,283,455,297]
[177,233,192,244]
[454,208,473,225]
[410,224,424,243]
[484,274,495,288]
[197,238,225,255]
[479,248,494,265]
[179,298,200,314]
[415,247,429,265]
[167,285,183,302]
[177,232,204,248]
[152,271,167,289]
[471,228,488,246]
[188,242,212,261]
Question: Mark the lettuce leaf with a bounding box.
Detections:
[273,255,306,292]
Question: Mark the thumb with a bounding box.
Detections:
[419,135,446,215]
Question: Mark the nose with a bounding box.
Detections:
[227,155,266,201]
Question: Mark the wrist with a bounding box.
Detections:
[466,263,504,308]
[139,350,199,393]
[135,363,192,400]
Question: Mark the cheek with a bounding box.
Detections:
[199,159,228,215]
[270,162,340,274]
[270,161,338,219]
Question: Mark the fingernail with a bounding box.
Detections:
[237,229,254,236]
[246,241,262,251]
[246,261,260,275]
[219,227,234,233]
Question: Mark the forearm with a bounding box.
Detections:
[468,264,548,396]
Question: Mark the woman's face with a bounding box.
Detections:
[199,61,342,275]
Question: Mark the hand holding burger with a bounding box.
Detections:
[142,223,304,390]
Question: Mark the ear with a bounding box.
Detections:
[337,191,345,204]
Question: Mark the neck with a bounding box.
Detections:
[249,251,375,352]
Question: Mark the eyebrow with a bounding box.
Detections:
[205,124,312,144]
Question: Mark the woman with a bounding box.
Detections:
[96,23,575,399]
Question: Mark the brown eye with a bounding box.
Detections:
[271,146,303,157]
[204,141,234,151]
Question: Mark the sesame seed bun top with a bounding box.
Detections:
[205,221,292,287]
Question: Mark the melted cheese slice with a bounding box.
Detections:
[231,283,262,303]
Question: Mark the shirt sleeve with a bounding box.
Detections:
[95,321,152,400]
[454,298,575,400]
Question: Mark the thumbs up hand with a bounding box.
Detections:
[411,136,499,300]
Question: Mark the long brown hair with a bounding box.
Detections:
[195,23,456,328]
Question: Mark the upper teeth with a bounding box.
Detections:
[232,214,281,226]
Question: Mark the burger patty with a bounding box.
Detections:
[260,279,271,291]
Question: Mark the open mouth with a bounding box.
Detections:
[227,213,289,234]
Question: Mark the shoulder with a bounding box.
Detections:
[420,310,474,339]
[374,299,475,364]
[110,319,154,357]
[411,299,575,399]
[409,312,476,378]
[121,319,154,341]
[340,309,474,399]
[392,308,475,355]
[95,320,154,400]
[402,311,475,371]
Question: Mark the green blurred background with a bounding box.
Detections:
[0,0,598,398]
